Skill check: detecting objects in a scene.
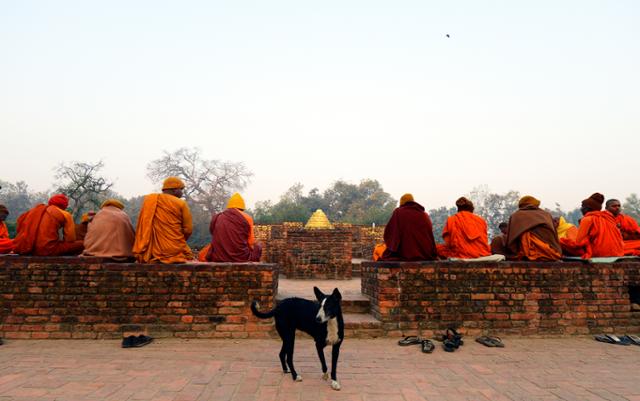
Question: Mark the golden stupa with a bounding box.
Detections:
[305,209,334,229]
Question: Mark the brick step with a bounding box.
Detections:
[275,292,371,314]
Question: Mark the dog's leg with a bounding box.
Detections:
[284,335,302,382]
[329,343,341,390]
[279,342,289,373]
[315,341,328,380]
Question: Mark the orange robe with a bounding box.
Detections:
[0,222,14,254]
[437,211,491,259]
[571,211,624,258]
[132,193,193,263]
[615,214,640,240]
[13,204,84,256]
[372,243,386,261]
[81,206,135,259]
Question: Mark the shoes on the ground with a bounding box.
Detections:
[421,339,435,353]
[476,336,505,348]
[0,338,3,346]
[122,335,154,348]
[594,334,631,345]
[122,335,136,348]
[625,334,640,345]
[398,336,422,346]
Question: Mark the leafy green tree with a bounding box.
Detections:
[0,180,48,224]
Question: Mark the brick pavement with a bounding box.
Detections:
[1,337,640,400]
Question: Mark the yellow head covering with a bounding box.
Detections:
[227,193,246,210]
[518,195,540,208]
[556,216,575,239]
[81,213,90,223]
[162,176,185,190]
[101,199,125,210]
[399,193,414,206]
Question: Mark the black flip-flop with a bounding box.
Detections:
[606,334,631,346]
[625,334,640,345]
[133,335,154,347]
[398,336,422,346]
[443,339,456,352]
[594,334,614,344]
[421,339,435,353]
[122,335,136,348]
[476,336,496,347]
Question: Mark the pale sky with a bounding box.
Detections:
[1,1,638,211]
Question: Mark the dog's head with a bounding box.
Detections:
[314,286,342,323]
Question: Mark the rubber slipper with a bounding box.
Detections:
[133,335,154,347]
[443,339,456,352]
[625,334,640,345]
[594,334,614,344]
[421,339,435,353]
[487,336,504,347]
[398,336,421,346]
[616,335,632,346]
[122,335,136,348]
[606,334,630,346]
[475,336,495,347]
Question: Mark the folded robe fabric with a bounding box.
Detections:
[438,211,491,259]
[82,206,135,259]
[132,193,193,263]
[207,208,261,262]
[380,201,437,261]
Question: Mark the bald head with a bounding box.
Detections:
[605,199,621,216]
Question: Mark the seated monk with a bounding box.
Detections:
[505,196,561,261]
[437,197,491,259]
[490,222,508,255]
[81,199,135,260]
[0,204,14,254]
[606,199,640,241]
[379,193,437,261]
[554,216,578,241]
[205,193,262,262]
[13,194,84,256]
[565,193,625,258]
[132,177,193,263]
[74,212,96,241]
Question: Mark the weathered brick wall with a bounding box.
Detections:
[284,229,352,279]
[0,256,278,339]
[362,261,640,337]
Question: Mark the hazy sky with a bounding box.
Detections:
[1,1,638,211]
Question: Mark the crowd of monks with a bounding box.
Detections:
[1,182,639,263]
[0,177,261,263]
[374,192,640,261]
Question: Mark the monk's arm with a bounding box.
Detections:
[574,217,593,246]
[181,202,193,240]
[61,210,77,242]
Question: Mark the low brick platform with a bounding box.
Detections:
[362,260,640,337]
[284,228,352,279]
[0,256,278,339]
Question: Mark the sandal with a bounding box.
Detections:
[476,336,496,347]
[606,334,630,346]
[625,334,640,345]
[594,334,615,344]
[398,336,422,346]
[421,339,435,353]
[443,339,456,352]
[489,336,504,348]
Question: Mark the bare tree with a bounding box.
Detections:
[146,148,252,213]
[54,161,114,219]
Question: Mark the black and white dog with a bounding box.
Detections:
[251,286,344,391]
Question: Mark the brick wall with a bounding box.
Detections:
[0,256,278,339]
[284,228,352,279]
[362,261,640,337]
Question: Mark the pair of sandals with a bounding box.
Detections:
[594,334,640,346]
[475,336,505,348]
[398,336,435,353]
[442,328,463,352]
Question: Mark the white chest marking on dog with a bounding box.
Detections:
[316,298,327,322]
[326,317,339,345]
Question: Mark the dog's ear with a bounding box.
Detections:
[332,288,342,301]
[314,286,325,301]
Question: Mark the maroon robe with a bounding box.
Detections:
[380,201,437,261]
[206,208,261,262]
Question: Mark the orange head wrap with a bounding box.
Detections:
[48,194,69,210]
[455,196,474,212]
[518,195,540,209]
[101,199,125,210]
[399,193,414,206]
[226,193,246,210]
[581,192,605,211]
[162,176,185,190]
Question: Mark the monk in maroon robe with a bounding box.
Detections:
[379,193,437,261]
[206,193,262,262]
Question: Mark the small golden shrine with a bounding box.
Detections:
[304,209,334,229]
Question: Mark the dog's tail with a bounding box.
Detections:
[251,301,276,319]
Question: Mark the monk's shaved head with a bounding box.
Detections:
[605,199,621,216]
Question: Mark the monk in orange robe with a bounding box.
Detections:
[133,177,193,263]
[13,194,84,256]
[490,222,508,255]
[206,193,262,262]
[565,193,625,258]
[372,243,386,261]
[505,196,561,261]
[379,193,437,261]
[605,198,640,255]
[82,199,135,260]
[0,204,14,254]
[437,197,491,259]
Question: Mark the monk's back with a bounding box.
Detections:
[208,208,252,262]
[581,211,624,257]
[381,201,437,261]
[83,206,135,258]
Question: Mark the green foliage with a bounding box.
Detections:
[0,180,48,223]
[428,206,457,240]
[254,179,396,225]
